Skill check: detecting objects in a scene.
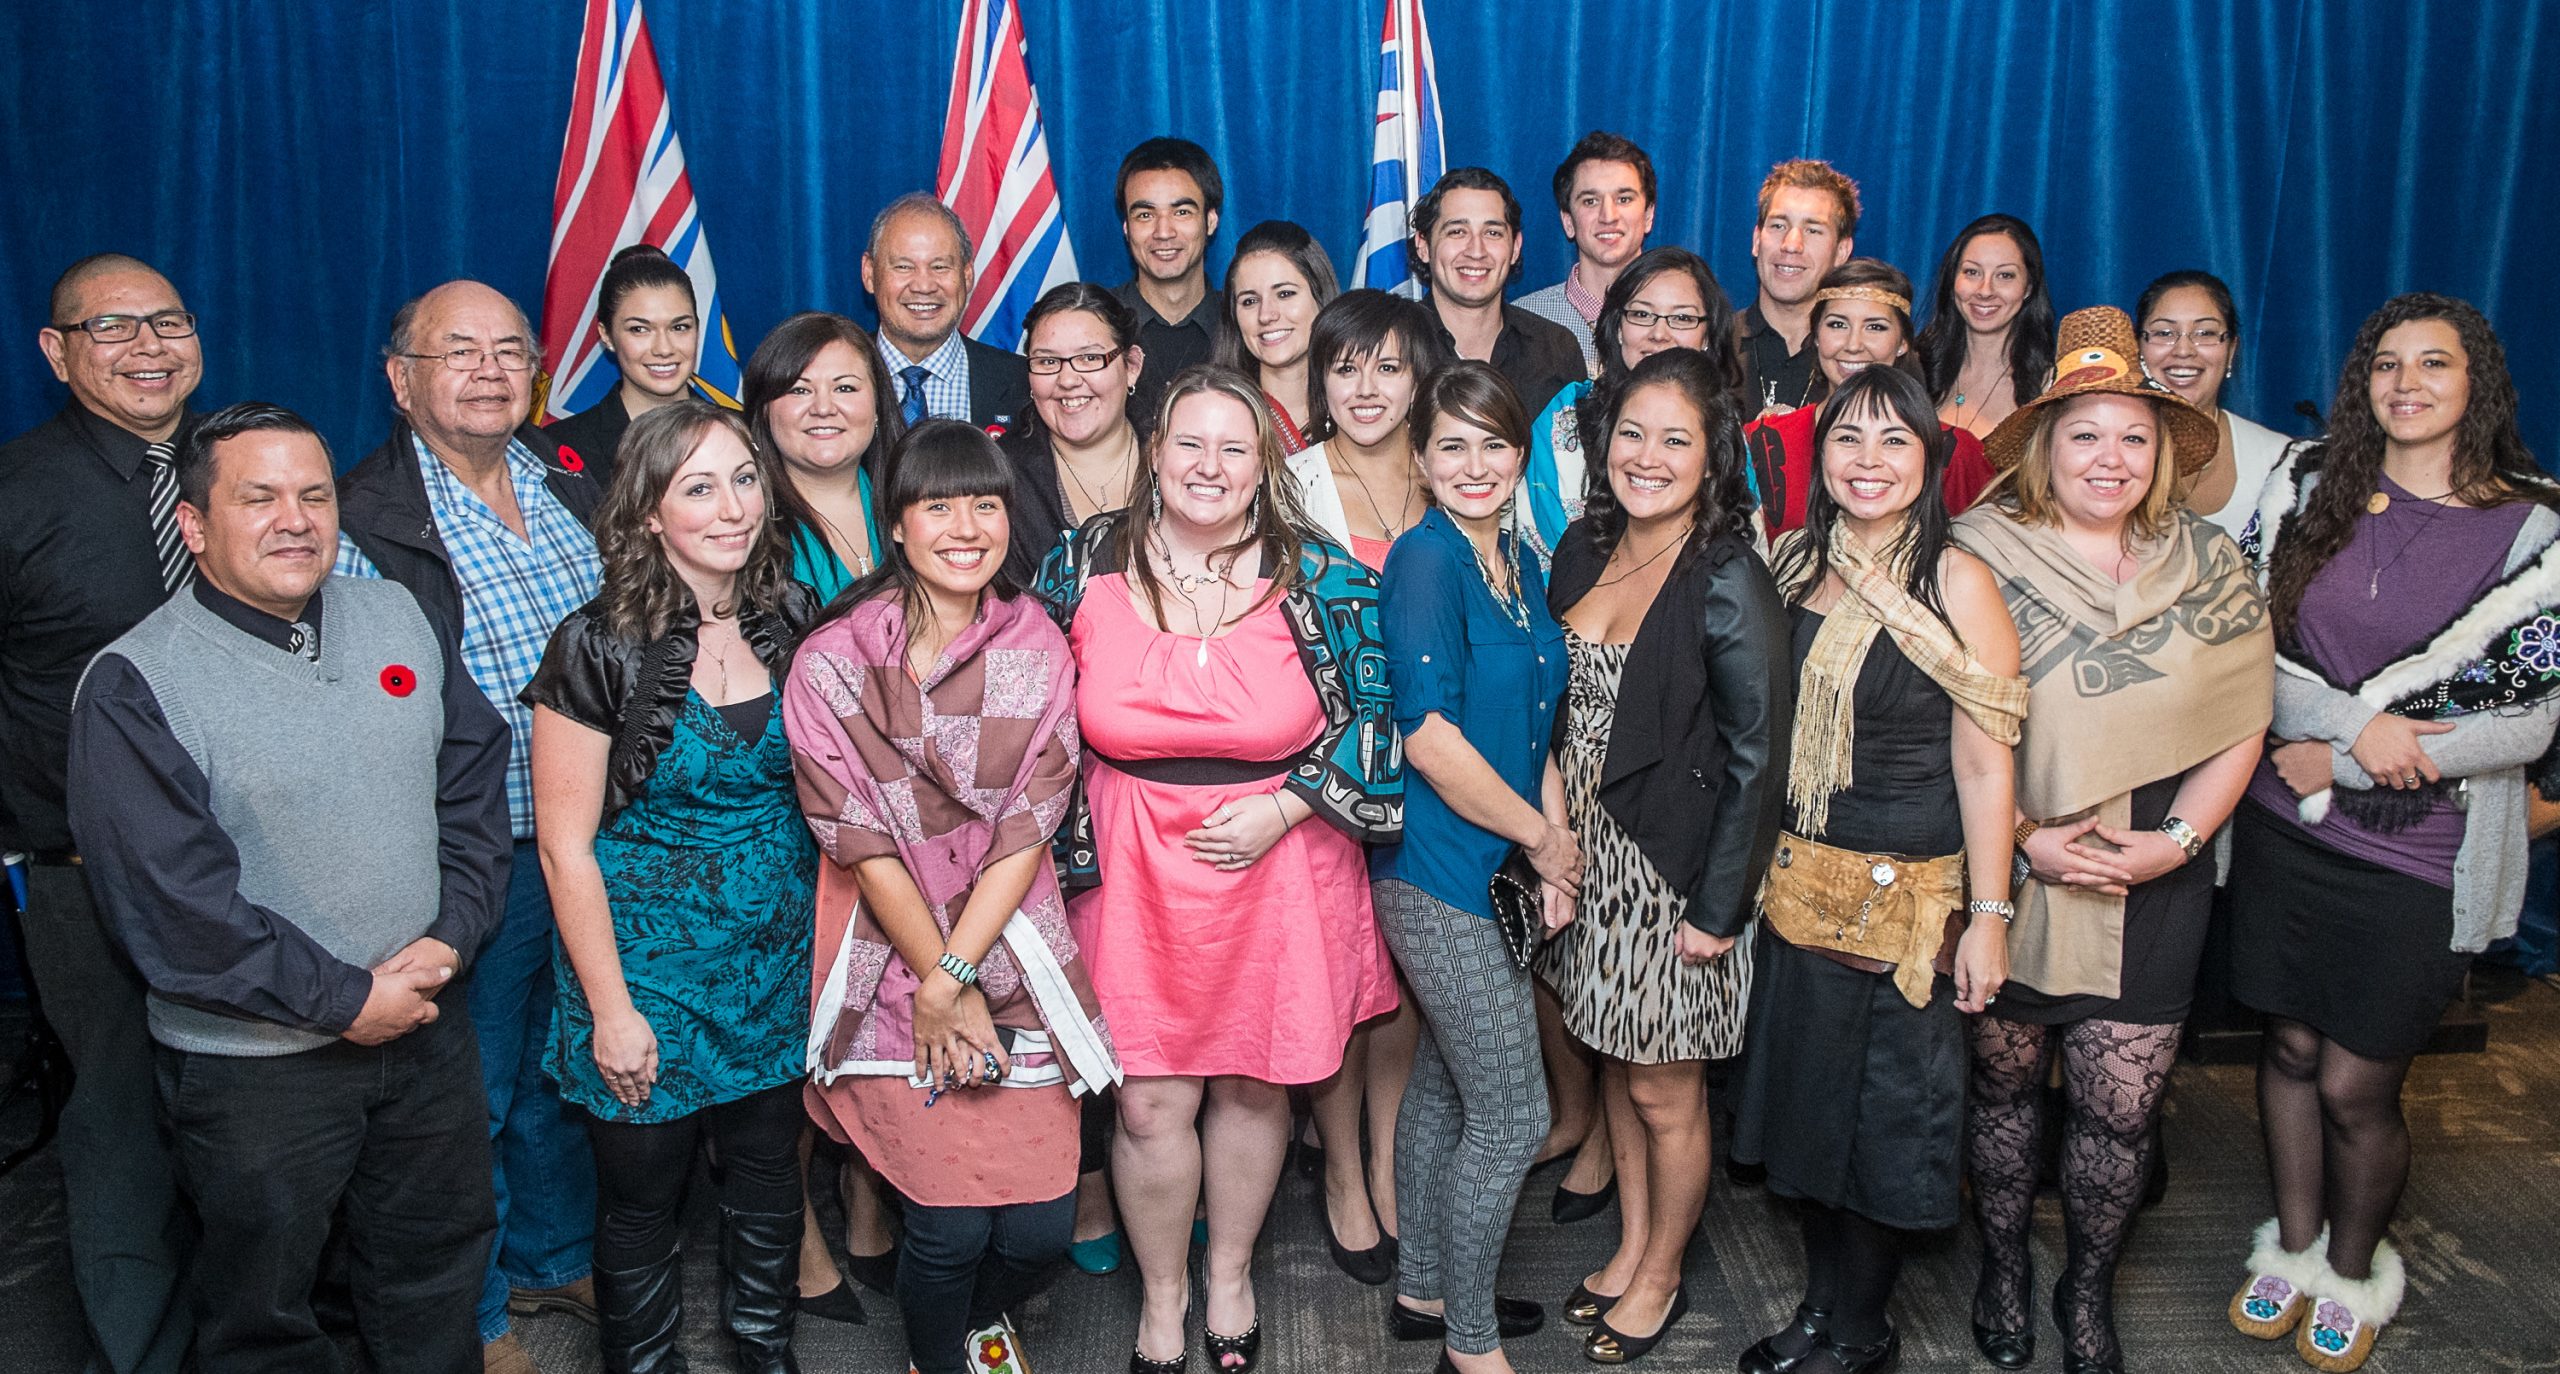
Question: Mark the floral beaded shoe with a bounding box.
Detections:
[2294,1240,2404,1373]
[2229,1219,2324,1339]
[966,1313,1032,1373]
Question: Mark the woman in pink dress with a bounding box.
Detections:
[1033,365,1402,1373]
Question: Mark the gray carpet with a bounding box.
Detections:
[5,975,2557,1371]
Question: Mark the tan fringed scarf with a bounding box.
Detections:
[1950,507,2274,999]
[1777,522,2030,836]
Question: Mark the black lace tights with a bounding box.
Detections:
[2257,1015,2415,1279]
[1967,1014,2182,1366]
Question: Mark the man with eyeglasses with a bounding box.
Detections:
[0,251,203,1374]
[332,279,604,1374]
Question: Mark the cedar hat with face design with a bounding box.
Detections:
[1981,305,2218,474]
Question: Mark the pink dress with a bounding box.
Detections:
[1068,573,1396,1081]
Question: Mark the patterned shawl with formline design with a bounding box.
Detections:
[782,590,1118,1098]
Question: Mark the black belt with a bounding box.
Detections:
[1093,752,1294,787]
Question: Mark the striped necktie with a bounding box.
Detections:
[900,364,930,427]
[144,440,195,593]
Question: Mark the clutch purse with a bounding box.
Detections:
[1486,846,1547,971]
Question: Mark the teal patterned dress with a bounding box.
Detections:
[548,692,816,1123]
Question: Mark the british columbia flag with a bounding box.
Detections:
[537,0,742,424]
[937,0,1077,351]
[1350,0,1446,299]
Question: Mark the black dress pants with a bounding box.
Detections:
[153,1002,495,1374]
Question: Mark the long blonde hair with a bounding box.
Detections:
[1121,365,1316,623]
[1986,394,2182,544]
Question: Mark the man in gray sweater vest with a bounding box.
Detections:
[68,403,512,1374]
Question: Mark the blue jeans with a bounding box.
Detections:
[472,839,596,1341]
[896,1192,1074,1374]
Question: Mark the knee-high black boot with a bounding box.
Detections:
[597,1238,690,1374]
[719,1206,802,1374]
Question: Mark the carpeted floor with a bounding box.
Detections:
[4,974,2556,1372]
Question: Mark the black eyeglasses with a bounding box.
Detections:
[51,311,198,344]
[1025,347,1127,376]
[401,345,537,372]
[1619,307,1707,331]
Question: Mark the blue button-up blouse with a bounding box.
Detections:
[1371,508,1570,917]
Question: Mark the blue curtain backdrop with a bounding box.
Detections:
[3,1,2552,464]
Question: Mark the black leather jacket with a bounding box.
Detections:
[1547,522,1793,937]
[520,582,820,819]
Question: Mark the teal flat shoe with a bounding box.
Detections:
[1069,1230,1125,1275]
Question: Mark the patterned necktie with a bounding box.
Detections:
[144,440,195,593]
[899,364,931,427]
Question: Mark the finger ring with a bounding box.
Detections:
[983,1051,1000,1077]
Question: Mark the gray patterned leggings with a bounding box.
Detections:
[1375,878,1549,1354]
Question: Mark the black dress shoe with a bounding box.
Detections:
[794,1280,868,1324]
[1738,1303,1830,1374]
[2054,1281,2124,1374]
[1290,1132,1325,1180]
[1725,1158,1769,1188]
[1563,1281,1620,1327]
[1325,1206,1394,1286]
[842,1247,898,1295]
[1820,1325,1900,1373]
[1551,1175,1618,1224]
[1129,1349,1186,1374]
[1583,1285,1687,1364]
[1389,1295,1545,1341]
[1970,1321,2034,1369]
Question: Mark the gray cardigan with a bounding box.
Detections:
[2264,474,2560,952]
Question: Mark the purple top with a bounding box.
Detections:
[2248,473,2534,886]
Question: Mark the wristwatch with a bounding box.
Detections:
[1968,899,2017,924]
[2158,815,2206,862]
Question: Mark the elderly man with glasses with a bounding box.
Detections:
[333,279,608,1374]
[0,252,206,1374]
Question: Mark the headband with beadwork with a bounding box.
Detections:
[1812,285,1912,313]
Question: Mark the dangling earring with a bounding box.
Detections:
[1148,483,1163,522]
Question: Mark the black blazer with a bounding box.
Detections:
[541,390,631,489]
[338,419,608,648]
[965,336,1032,429]
[1547,521,1793,937]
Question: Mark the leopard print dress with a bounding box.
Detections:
[1537,628,1754,1064]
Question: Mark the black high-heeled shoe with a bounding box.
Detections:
[1563,1281,1620,1328]
[1550,1174,1618,1225]
[2053,1280,2124,1374]
[1389,1295,1545,1341]
[1582,1285,1687,1364]
[1737,1302,1830,1374]
[1204,1318,1261,1372]
[1972,1257,2035,1369]
[1324,1198,1393,1286]
[1819,1324,1901,1373]
[1129,1350,1187,1374]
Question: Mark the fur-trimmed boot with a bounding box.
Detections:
[2295,1239,2405,1373]
[2229,1219,2325,1339]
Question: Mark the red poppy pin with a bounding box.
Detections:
[380,665,417,697]
[983,421,1008,440]
[557,446,586,473]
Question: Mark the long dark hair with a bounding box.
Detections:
[1212,221,1342,375]
[1016,281,1144,449]
[593,401,796,642]
[597,243,695,325]
[742,311,905,550]
[1916,214,2055,408]
[1806,257,1926,405]
[1578,348,1756,559]
[1121,366,1313,620]
[2266,293,2548,636]
[1577,247,1744,473]
[1769,366,1957,625]
[830,419,1023,647]
[1305,289,1451,445]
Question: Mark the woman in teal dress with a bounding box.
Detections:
[525,401,819,1374]
[744,310,907,602]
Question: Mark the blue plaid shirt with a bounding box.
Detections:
[878,330,971,422]
[334,435,602,837]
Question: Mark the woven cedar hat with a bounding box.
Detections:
[1980,305,2220,475]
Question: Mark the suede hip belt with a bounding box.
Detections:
[1760,831,1964,1009]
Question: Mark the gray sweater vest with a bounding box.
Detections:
[105,577,448,1055]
